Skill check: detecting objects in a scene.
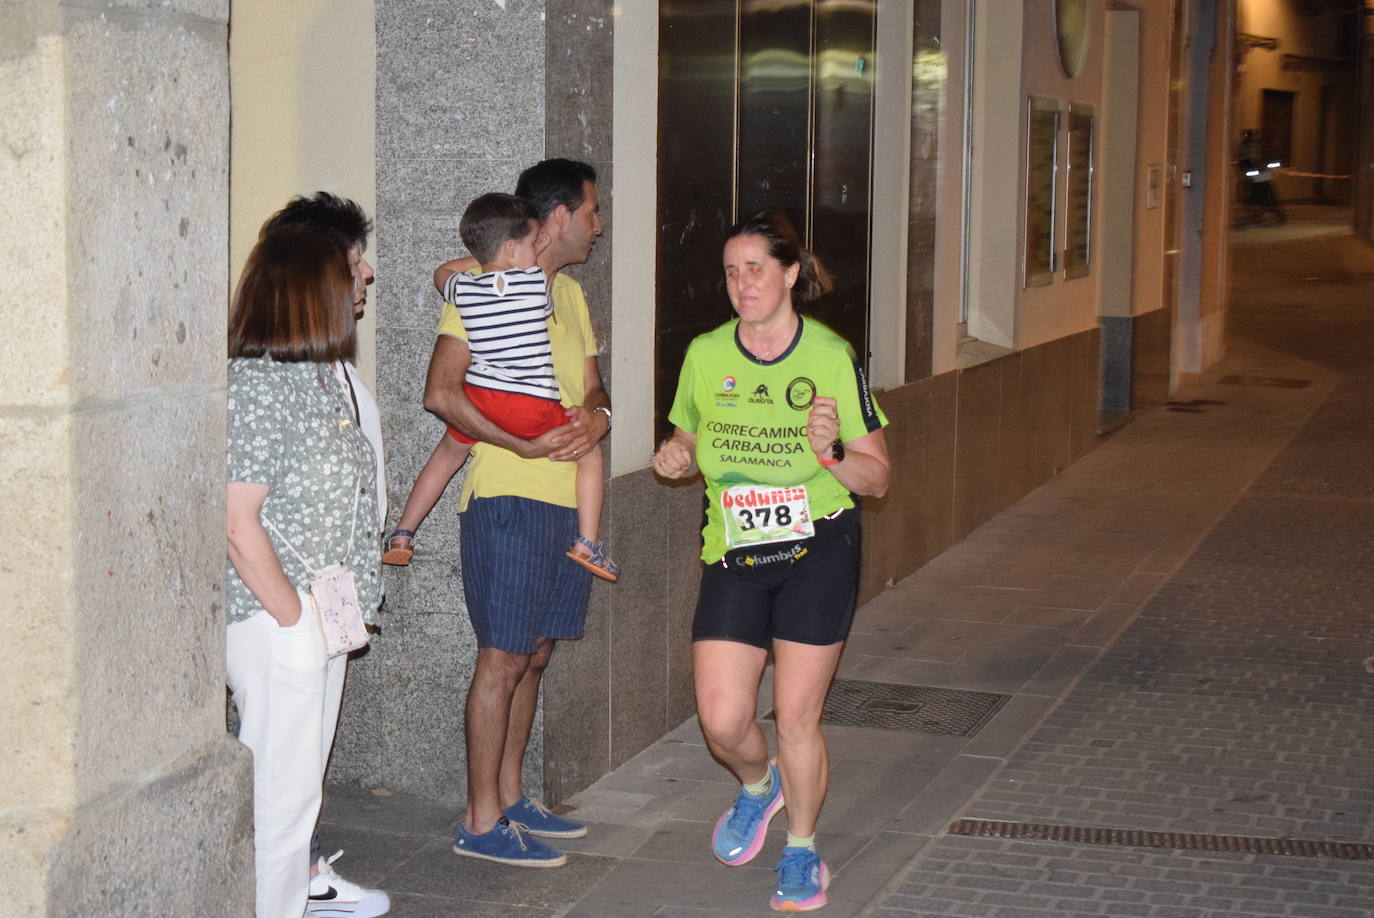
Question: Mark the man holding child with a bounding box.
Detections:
[421,158,612,866]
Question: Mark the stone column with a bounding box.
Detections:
[0,2,251,914]
[328,0,548,801]
[539,0,621,803]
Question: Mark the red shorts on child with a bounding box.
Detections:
[446,383,569,445]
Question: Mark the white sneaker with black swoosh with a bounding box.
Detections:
[307,850,391,917]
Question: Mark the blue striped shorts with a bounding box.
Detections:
[460,496,592,654]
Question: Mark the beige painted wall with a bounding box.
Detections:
[229,0,379,384]
[1200,0,1233,369]
[610,0,657,477]
[964,0,1025,351]
[1097,8,1140,320]
[1234,0,1357,204]
[1129,0,1171,320]
[939,0,1181,371]
[1015,0,1106,350]
[961,1,1178,355]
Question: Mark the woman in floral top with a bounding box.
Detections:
[226,226,384,918]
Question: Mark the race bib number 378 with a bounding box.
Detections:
[720,485,815,548]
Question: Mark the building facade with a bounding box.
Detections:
[4,0,1265,910]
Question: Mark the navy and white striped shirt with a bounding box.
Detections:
[444,267,560,401]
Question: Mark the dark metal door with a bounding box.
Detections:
[657,0,877,435]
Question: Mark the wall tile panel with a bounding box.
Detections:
[997,351,1037,509]
[1026,335,1074,481]
[1132,306,1172,407]
[952,358,1003,539]
[665,481,708,726]
[924,370,959,555]
[1070,326,1103,462]
[605,470,674,769]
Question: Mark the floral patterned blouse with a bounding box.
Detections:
[226,357,383,625]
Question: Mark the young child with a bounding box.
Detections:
[383,193,618,581]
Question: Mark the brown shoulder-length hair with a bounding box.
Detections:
[229,225,357,362]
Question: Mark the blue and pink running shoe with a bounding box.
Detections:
[711,760,784,866]
[770,846,831,912]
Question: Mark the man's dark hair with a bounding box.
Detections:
[260,191,373,252]
[460,193,539,263]
[514,159,597,222]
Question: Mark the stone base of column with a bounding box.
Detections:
[47,738,254,917]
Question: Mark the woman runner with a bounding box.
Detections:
[653,211,890,911]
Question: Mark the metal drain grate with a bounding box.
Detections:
[1218,375,1312,389]
[1163,398,1226,413]
[948,818,1374,860]
[769,680,1009,736]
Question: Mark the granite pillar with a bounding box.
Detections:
[539,0,622,803]
[1,2,251,913]
[333,0,548,801]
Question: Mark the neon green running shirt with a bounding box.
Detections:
[668,316,887,564]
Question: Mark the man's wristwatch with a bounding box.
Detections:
[816,439,844,467]
[594,406,612,429]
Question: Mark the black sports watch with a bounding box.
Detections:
[817,439,845,467]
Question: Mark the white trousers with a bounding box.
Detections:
[227,593,347,918]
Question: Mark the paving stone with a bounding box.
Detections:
[873,838,1374,916]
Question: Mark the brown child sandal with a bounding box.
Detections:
[566,536,621,582]
[382,529,415,566]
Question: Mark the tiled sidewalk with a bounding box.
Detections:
[317,219,1374,916]
[875,386,1374,917]
[866,224,1374,915]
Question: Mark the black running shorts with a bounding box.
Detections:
[691,508,861,648]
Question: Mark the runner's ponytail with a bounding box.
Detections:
[793,247,833,303]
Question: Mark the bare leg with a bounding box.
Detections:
[464,646,532,834]
[394,434,471,535]
[770,638,845,837]
[693,639,771,785]
[498,639,555,808]
[571,445,603,546]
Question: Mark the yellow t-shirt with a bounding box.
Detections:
[435,271,600,511]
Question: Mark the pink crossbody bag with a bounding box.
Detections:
[266,482,371,658]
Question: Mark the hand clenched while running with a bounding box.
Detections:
[806,396,840,455]
[652,431,697,479]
